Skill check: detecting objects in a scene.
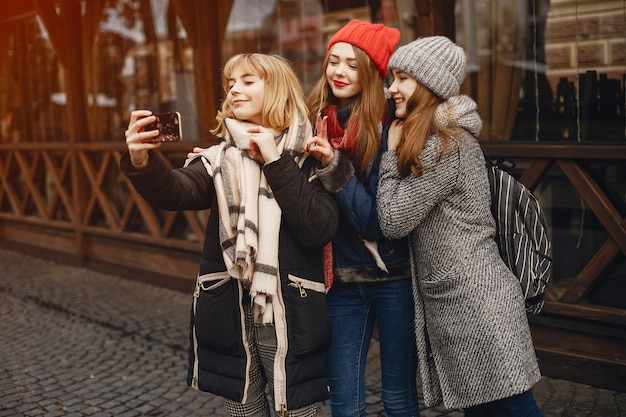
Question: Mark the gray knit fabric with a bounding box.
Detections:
[388,36,466,99]
[435,95,482,137]
[377,131,541,409]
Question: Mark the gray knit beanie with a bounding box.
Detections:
[388,36,466,99]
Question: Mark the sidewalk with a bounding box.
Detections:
[0,247,624,416]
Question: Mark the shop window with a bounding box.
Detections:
[102,0,196,142]
[0,17,64,143]
[456,0,625,143]
[1,1,624,144]
[0,0,197,143]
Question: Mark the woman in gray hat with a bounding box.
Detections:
[376,36,544,417]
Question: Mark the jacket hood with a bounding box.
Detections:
[435,94,482,137]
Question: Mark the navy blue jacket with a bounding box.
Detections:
[315,117,410,283]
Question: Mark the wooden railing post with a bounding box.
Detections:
[413,0,456,38]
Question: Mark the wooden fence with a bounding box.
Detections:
[0,141,625,390]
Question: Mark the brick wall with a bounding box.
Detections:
[545,0,625,89]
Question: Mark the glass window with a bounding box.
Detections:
[102,0,195,142]
[0,16,63,143]
[531,159,626,309]
[1,1,624,143]
[0,0,196,143]
[455,0,625,142]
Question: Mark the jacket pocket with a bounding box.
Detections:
[283,274,331,357]
[193,272,242,353]
[419,267,458,297]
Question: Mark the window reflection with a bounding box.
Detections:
[456,0,625,143]
[533,160,626,309]
[0,17,64,143]
[0,0,623,143]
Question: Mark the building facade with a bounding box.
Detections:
[0,0,625,391]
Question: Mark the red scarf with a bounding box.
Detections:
[320,105,357,290]
[322,105,356,161]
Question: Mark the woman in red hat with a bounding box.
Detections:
[304,20,420,417]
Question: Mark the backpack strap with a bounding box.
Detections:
[482,150,516,172]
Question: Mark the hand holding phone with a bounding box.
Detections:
[143,112,182,142]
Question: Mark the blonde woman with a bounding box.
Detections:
[122,53,339,417]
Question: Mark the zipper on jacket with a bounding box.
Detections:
[273,279,288,413]
[191,280,200,389]
[288,281,307,297]
[287,274,325,298]
[196,271,230,295]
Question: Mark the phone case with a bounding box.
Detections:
[146,112,182,142]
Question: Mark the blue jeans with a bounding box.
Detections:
[464,390,543,417]
[327,279,419,417]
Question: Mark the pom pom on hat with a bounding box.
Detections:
[388,36,467,99]
[327,20,400,78]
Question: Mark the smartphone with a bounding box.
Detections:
[144,112,182,142]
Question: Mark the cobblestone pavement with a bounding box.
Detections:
[1,248,624,417]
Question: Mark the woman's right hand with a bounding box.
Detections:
[125,110,162,169]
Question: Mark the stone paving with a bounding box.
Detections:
[0,247,624,416]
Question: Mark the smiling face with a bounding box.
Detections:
[226,67,265,125]
[388,69,419,119]
[325,42,362,106]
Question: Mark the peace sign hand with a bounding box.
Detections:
[303,114,334,167]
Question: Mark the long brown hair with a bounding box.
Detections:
[395,83,459,177]
[306,46,386,180]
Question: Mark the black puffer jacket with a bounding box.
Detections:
[120,150,339,411]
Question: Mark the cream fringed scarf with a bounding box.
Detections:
[187,117,311,323]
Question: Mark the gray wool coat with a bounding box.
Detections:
[377,131,541,409]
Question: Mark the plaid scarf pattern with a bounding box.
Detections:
[188,117,310,323]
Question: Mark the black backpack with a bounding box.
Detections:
[483,153,552,317]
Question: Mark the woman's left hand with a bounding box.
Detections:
[186,146,206,159]
[388,119,404,151]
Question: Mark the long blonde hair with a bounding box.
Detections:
[306,46,386,180]
[212,53,308,137]
[395,83,458,177]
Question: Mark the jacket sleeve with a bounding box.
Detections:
[315,149,383,242]
[377,140,459,240]
[263,154,339,248]
[119,149,214,211]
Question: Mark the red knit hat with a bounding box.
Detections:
[327,20,401,78]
